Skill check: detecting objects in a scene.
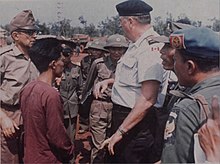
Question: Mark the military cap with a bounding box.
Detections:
[170,27,220,58]
[85,39,109,52]
[104,34,129,48]
[116,0,153,16]
[9,10,37,33]
[152,22,194,44]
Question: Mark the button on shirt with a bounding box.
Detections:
[0,44,39,106]
[111,27,169,108]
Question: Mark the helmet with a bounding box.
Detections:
[85,39,109,52]
[104,34,129,48]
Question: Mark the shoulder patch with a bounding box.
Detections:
[148,40,159,45]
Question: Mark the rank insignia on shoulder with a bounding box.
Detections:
[151,47,160,51]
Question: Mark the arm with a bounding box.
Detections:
[0,109,19,138]
[106,80,160,155]
[198,95,220,162]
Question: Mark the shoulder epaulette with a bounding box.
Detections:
[94,57,105,64]
[146,35,159,45]
[0,46,13,56]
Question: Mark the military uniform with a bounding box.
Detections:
[161,27,220,163]
[59,63,82,142]
[110,27,169,163]
[162,76,220,163]
[85,56,116,163]
[0,45,39,163]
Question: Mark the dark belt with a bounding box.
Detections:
[113,103,132,113]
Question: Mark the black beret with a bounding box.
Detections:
[116,0,153,16]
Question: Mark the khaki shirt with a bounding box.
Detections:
[112,27,169,108]
[0,44,39,106]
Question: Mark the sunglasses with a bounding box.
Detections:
[16,30,38,36]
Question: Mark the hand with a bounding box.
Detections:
[1,115,19,138]
[99,137,112,150]
[107,131,123,155]
[198,95,220,162]
[93,81,108,99]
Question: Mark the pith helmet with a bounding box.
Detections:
[104,34,129,48]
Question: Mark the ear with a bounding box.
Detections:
[186,60,196,75]
[128,17,134,28]
[11,31,19,41]
[49,60,56,70]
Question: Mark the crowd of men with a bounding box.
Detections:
[0,0,220,163]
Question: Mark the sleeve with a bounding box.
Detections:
[80,60,98,103]
[45,91,74,161]
[137,49,164,83]
[162,102,200,163]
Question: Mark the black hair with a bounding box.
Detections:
[28,38,62,73]
[179,49,220,72]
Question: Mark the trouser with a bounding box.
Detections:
[64,116,77,164]
[89,100,113,163]
[0,107,23,163]
[154,108,170,159]
[107,103,159,163]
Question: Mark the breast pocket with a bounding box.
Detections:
[119,58,137,86]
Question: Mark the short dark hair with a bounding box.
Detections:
[179,49,220,72]
[29,38,62,73]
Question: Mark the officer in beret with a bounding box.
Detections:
[0,10,39,163]
[85,34,128,163]
[94,0,169,162]
[161,27,220,163]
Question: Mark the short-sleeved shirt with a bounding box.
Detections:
[20,80,74,163]
[59,63,82,118]
[161,75,220,163]
[0,44,39,106]
[111,27,169,108]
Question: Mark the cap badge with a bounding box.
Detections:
[170,34,185,49]
[116,38,121,42]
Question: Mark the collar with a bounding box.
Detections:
[189,74,220,94]
[133,26,156,48]
[12,44,23,57]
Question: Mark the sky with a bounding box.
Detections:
[0,0,219,27]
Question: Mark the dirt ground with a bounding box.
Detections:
[75,131,92,164]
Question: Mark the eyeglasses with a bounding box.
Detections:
[16,30,38,37]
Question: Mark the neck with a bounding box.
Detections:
[37,69,55,86]
[132,24,151,42]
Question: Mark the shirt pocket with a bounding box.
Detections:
[119,58,138,86]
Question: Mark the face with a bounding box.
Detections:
[160,44,175,70]
[54,54,65,78]
[90,49,104,59]
[119,17,131,40]
[14,30,37,48]
[108,47,126,61]
[173,49,190,86]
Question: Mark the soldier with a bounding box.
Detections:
[0,10,39,163]
[79,39,109,132]
[161,27,220,163]
[59,44,82,163]
[84,34,128,163]
[20,38,74,163]
[95,0,169,162]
